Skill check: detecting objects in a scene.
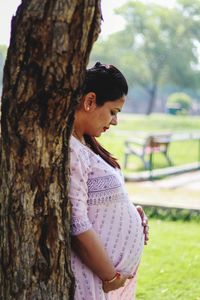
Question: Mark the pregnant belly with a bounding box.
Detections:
[92,202,144,275]
[114,204,144,275]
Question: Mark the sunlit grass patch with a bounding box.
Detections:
[136,220,200,300]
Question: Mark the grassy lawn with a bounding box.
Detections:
[136,220,200,300]
[98,114,200,172]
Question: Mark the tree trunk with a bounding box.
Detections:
[146,84,158,115]
[0,1,101,299]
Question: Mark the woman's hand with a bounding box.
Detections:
[102,273,133,293]
[136,205,149,245]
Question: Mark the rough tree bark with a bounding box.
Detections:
[0,0,101,299]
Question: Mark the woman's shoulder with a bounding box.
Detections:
[70,136,90,161]
[70,135,81,148]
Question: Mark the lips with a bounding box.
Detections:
[103,127,109,132]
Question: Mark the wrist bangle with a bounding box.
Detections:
[103,272,121,284]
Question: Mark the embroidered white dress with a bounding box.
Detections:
[69,136,144,300]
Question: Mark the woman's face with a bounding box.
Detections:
[86,96,125,137]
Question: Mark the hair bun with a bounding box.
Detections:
[94,62,102,68]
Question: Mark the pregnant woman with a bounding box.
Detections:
[69,62,149,299]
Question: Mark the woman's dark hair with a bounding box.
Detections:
[83,62,128,106]
[83,62,128,169]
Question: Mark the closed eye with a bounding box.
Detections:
[111,111,118,116]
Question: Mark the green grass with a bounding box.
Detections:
[98,114,200,171]
[136,220,200,300]
[117,113,200,132]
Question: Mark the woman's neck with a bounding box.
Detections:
[72,128,86,145]
[73,112,89,145]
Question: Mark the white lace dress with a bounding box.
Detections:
[69,136,144,300]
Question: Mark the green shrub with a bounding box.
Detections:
[144,206,200,222]
[166,92,192,115]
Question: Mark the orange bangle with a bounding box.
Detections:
[103,272,121,284]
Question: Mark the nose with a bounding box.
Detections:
[110,115,118,126]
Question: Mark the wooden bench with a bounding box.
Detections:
[124,133,173,170]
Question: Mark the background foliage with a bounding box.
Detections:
[0,45,7,93]
[166,92,192,114]
[90,0,200,114]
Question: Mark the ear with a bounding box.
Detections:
[83,92,96,112]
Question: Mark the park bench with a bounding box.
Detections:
[124,133,173,170]
[124,131,200,171]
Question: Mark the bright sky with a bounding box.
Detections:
[0,0,176,45]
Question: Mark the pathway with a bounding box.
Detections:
[126,170,200,211]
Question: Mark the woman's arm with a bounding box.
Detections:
[72,228,116,280]
[72,228,133,292]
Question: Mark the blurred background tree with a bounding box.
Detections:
[90,0,200,114]
[0,45,7,94]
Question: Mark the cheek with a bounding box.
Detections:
[96,108,111,125]
[103,114,112,124]
[98,111,109,123]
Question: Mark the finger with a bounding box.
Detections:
[142,219,147,227]
[136,206,144,218]
[144,225,149,234]
[136,207,149,228]
[123,274,134,280]
[144,234,149,244]
[142,214,148,224]
[145,230,149,237]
